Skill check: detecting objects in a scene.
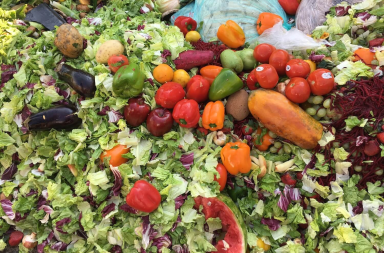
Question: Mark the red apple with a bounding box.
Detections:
[146,108,174,137]
[124,97,151,127]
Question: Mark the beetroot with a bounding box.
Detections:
[174,50,214,70]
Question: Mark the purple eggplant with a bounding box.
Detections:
[26,106,81,131]
[56,63,96,98]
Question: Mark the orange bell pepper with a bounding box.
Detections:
[217,20,246,49]
[256,13,283,35]
[202,101,225,131]
[220,142,252,175]
[200,65,223,85]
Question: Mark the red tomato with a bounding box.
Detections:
[246,69,258,90]
[278,0,301,15]
[307,69,335,95]
[214,163,228,191]
[269,49,290,76]
[108,55,129,73]
[286,59,311,78]
[155,82,186,109]
[9,231,24,247]
[285,77,311,104]
[253,43,276,63]
[254,64,279,89]
[186,75,210,103]
[100,145,130,167]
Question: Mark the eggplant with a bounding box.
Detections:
[27,106,82,131]
[56,63,96,98]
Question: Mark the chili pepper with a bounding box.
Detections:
[200,65,223,85]
[202,101,225,131]
[112,62,145,98]
[172,99,200,128]
[281,173,297,186]
[208,68,243,101]
[125,180,161,213]
[174,16,197,36]
[220,142,252,175]
[217,20,246,48]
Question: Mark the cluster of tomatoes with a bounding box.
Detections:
[247,43,336,104]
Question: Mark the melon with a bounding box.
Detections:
[194,194,247,253]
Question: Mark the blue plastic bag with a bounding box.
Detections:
[171,0,292,44]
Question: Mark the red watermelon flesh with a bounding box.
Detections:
[194,196,246,253]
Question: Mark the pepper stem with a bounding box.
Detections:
[209,123,217,128]
[180,119,187,125]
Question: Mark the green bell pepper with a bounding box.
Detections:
[226,184,248,202]
[208,68,243,101]
[112,62,145,98]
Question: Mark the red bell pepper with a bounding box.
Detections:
[174,16,197,36]
[172,99,201,128]
[126,180,161,213]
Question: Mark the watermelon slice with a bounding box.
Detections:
[194,194,247,253]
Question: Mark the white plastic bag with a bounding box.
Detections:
[171,0,292,43]
[257,22,322,51]
[296,0,363,35]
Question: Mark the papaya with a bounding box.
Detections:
[248,89,323,149]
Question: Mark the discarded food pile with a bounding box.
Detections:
[0,0,384,252]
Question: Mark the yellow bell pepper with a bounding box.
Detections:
[217,20,246,49]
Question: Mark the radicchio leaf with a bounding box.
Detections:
[171,216,182,232]
[244,177,255,189]
[172,245,189,253]
[120,203,138,214]
[284,186,301,201]
[111,167,122,196]
[353,201,363,215]
[102,203,116,217]
[174,195,187,210]
[111,245,123,253]
[14,212,28,222]
[277,195,290,212]
[37,231,55,253]
[309,52,325,63]
[335,6,351,16]
[355,12,371,21]
[152,234,172,252]
[356,136,369,146]
[56,217,71,234]
[1,64,17,85]
[180,153,194,170]
[1,199,15,220]
[1,163,17,180]
[50,241,68,251]
[261,218,281,231]
[107,110,124,123]
[142,216,158,249]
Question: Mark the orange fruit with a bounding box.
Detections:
[172,69,190,87]
[153,64,174,84]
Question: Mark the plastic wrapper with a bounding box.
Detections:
[296,0,363,34]
[171,0,292,43]
[257,22,323,51]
